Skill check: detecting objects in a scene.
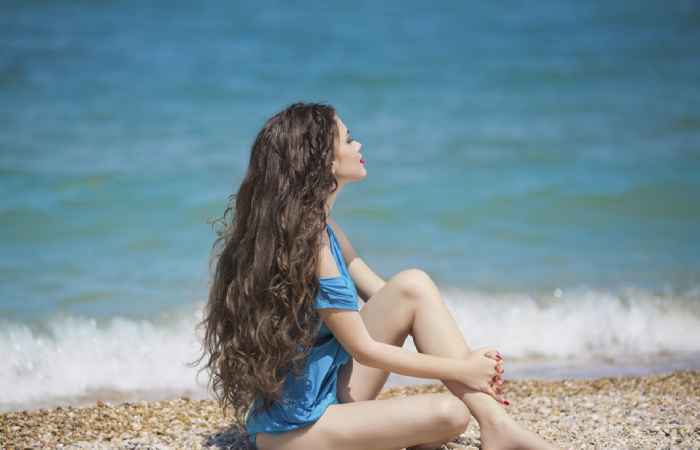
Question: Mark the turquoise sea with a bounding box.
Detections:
[1,0,699,411]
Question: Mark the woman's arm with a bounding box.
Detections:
[328,218,386,301]
[317,231,467,382]
[319,308,466,382]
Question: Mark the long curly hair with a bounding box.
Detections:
[189,102,341,428]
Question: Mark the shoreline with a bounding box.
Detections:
[2,370,698,449]
[5,352,699,415]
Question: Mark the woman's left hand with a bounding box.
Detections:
[488,352,506,398]
[491,374,504,395]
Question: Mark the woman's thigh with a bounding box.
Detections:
[255,392,470,450]
[336,273,417,403]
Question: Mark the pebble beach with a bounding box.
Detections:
[2,370,698,450]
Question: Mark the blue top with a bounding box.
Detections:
[245,223,360,447]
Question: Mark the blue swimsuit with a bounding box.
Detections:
[245,223,360,447]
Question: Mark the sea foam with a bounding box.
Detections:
[1,284,699,411]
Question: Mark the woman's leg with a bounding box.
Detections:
[337,269,559,450]
[336,286,465,450]
[254,392,470,450]
[400,269,560,450]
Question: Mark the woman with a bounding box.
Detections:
[195,102,561,449]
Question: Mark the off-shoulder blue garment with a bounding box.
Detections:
[245,223,359,448]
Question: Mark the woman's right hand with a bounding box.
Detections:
[454,347,506,405]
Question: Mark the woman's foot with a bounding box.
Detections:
[479,415,560,450]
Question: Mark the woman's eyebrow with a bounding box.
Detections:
[346,128,351,136]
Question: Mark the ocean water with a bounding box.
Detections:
[1,0,699,412]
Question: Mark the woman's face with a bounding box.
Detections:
[332,115,366,183]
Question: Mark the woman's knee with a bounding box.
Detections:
[390,269,437,303]
[433,395,471,433]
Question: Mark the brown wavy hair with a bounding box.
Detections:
[189,102,341,428]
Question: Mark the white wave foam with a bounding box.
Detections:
[0,304,209,410]
[1,285,698,411]
[435,285,700,359]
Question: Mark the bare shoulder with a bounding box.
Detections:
[327,217,386,302]
[327,217,359,266]
[317,224,341,279]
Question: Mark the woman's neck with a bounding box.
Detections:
[325,189,339,217]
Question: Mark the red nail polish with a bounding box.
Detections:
[503,400,510,406]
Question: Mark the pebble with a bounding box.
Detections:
[1,370,699,449]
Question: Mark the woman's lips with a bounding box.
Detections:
[360,158,365,164]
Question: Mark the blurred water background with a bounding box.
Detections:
[1,0,699,412]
